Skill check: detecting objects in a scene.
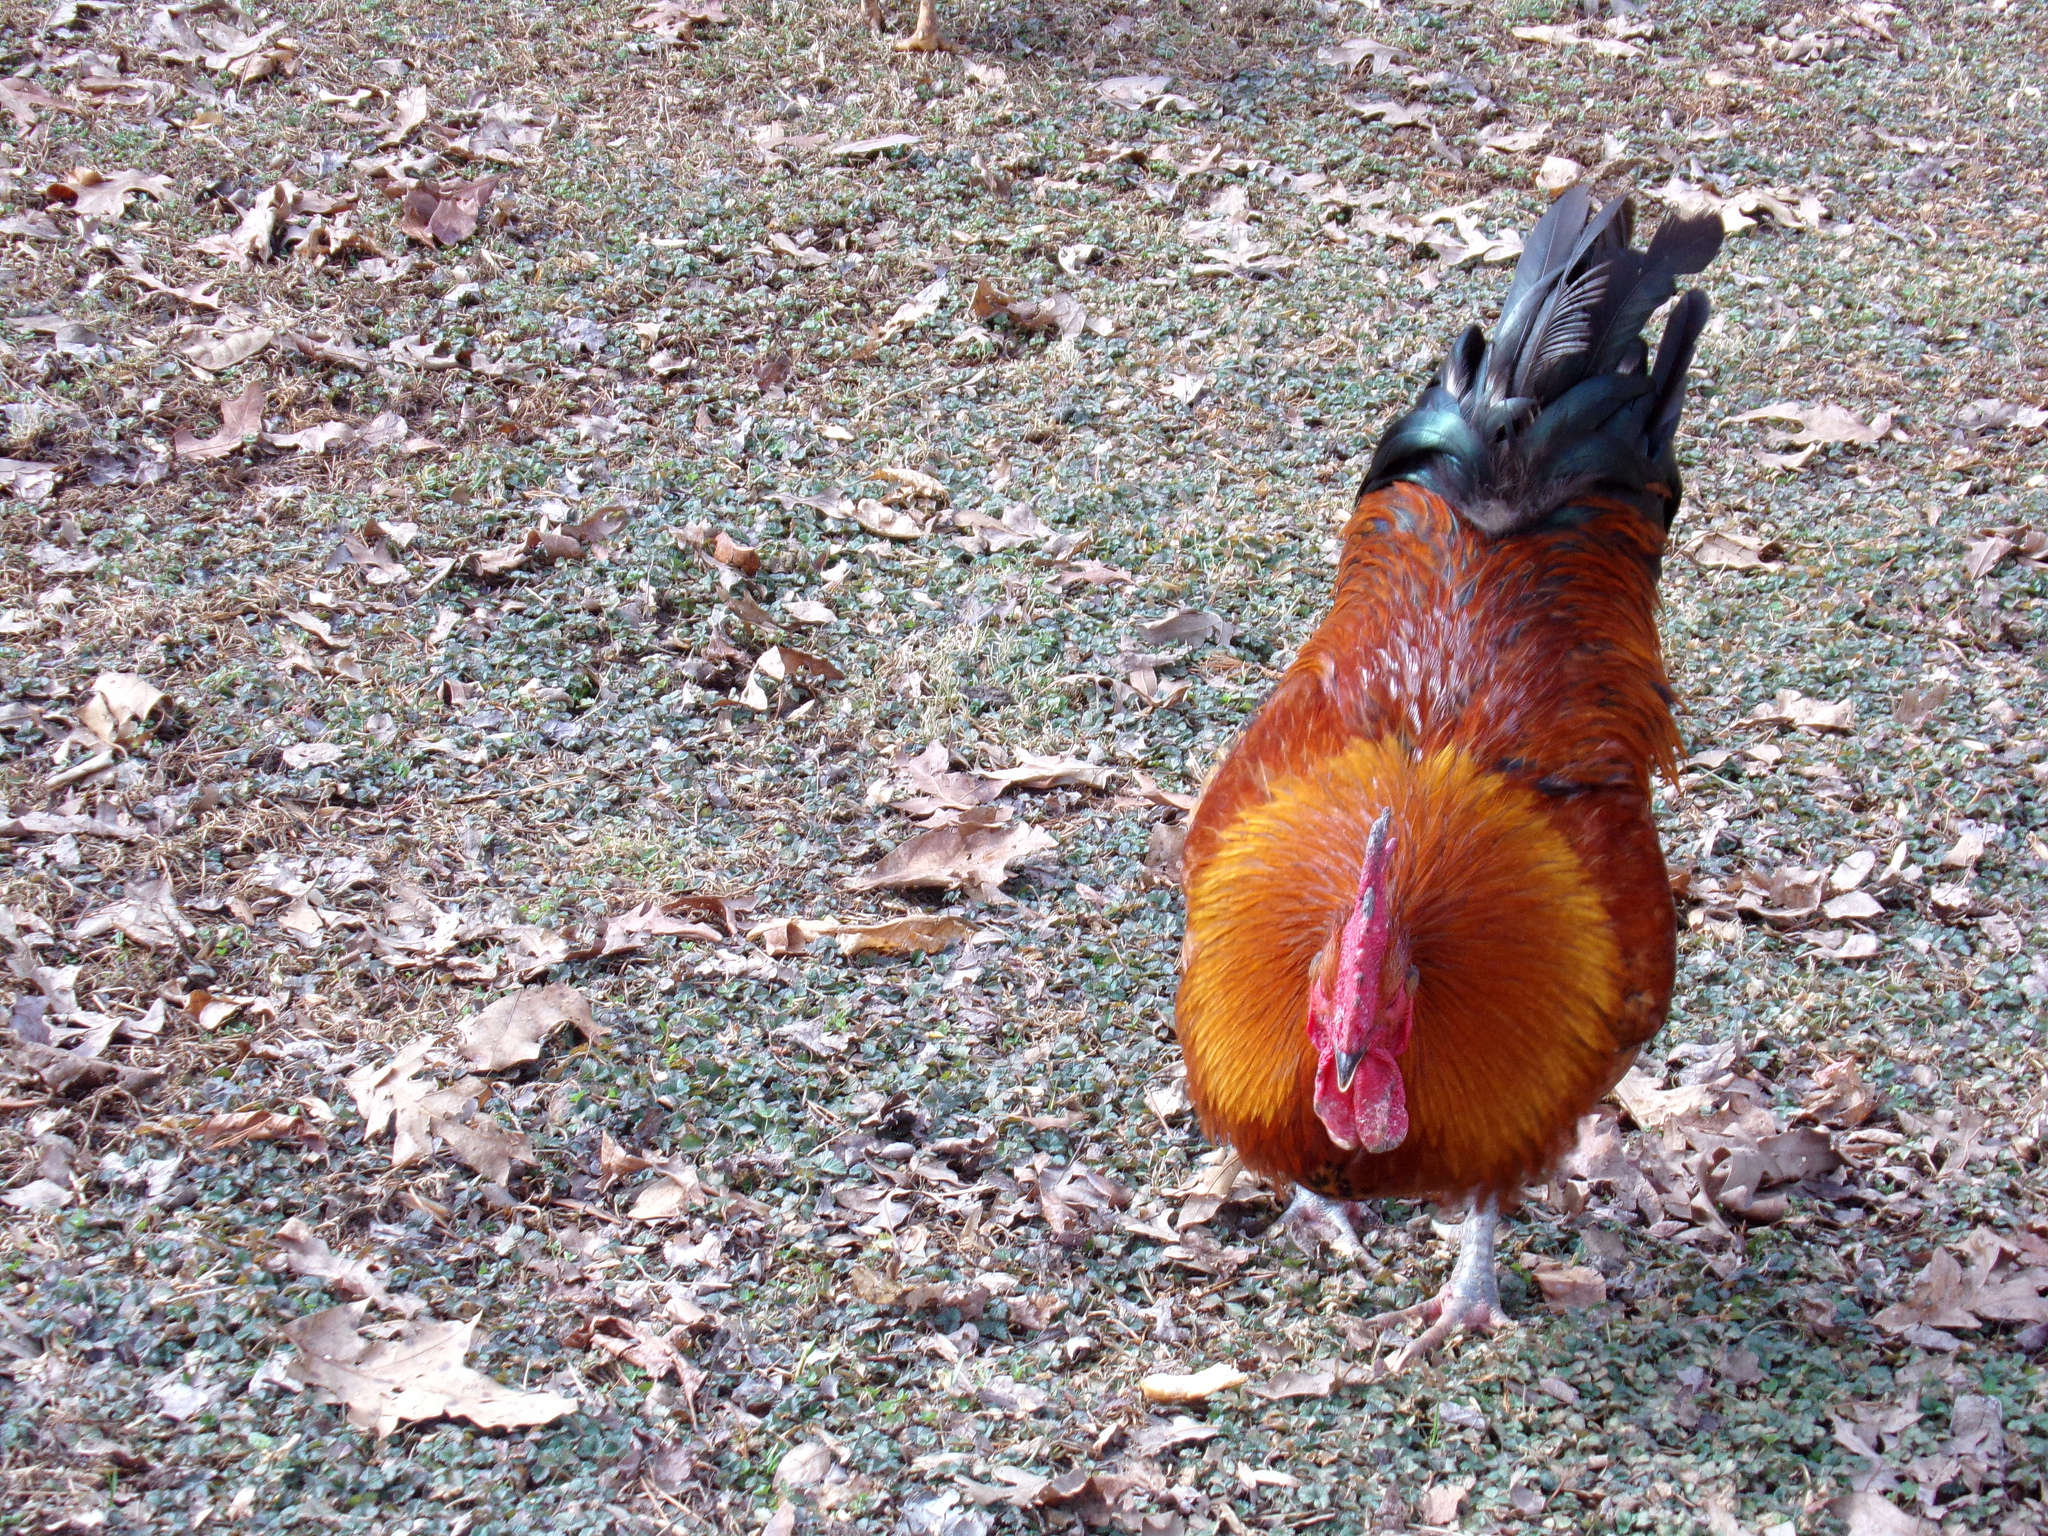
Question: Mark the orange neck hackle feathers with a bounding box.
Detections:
[1305,808,1413,1154]
[1179,734,1630,1200]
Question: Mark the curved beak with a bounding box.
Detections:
[1334,1048,1364,1092]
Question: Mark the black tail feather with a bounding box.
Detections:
[1366,195,1723,533]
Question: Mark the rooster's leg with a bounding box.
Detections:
[1362,1200,1512,1371]
[1278,1186,1371,1264]
[892,0,952,50]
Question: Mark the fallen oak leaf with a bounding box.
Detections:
[45,166,173,219]
[573,1315,704,1392]
[846,822,1056,903]
[173,379,266,460]
[877,277,948,340]
[454,982,598,1071]
[74,671,170,749]
[749,913,981,958]
[72,876,193,950]
[377,84,430,146]
[1729,401,1894,447]
[576,901,723,959]
[282,1302,576,1436]
[1530,1261,1607,1310]
[274,1218,421,1316]
[0,79,81,129]
[977,752,1116,792]
[632,0,727,38]
[434,1113,533,1185]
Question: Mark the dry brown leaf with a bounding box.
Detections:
[45,167,172,219]
[1610,1066,1717,1129]
[754,645,845,688]
[1871,1237,2048,1338]
[173,379,266,460]
[454,983,595,1071]
[1095,74,1177,109]
[878,277,948,339]
[1686,532,1785,572]
[1253,1368,1336,1400]
[1136,608,1236,647]
[871,465,949,502]
[1729,401,1894,446]
[182,326,273,372]
[1801,1059,1876,1128]
[573,1315,702,1392]
[1744,689,1853,733]
[438,100,547,165]
[1143,821,1188,888]
[0,79,80,129]
[775,1440,837,1495]
[846,822,1055,902]
[1830,1492,1939,1536]
[1644,176,1827,235]
[978,752,1115,792]
[395,176,500,247]
[628,1162,715,1221]
[1511,21,1643,55]
[75,671,168,749]
[0,460,61,501]
[830,132,923,159]
[283,1302,575,1436]
[971,278,1090,340]
[1139,1363,1247,1403]
[274,1218,421,1316]
[577,901,722,960]
[72,875,193,950]
[633,0,728,39]
[195,1109,325,1154]
[1531,1262,1607,1310]
[435,1114,533,1184]
[1476,121,1549,153]
[377,85,430,146]
[1418,1480,1474,1527]
[751,914,979,958]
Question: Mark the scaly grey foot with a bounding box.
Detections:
[1278,1185,1372,1265]
[1361,1202,1512,1371]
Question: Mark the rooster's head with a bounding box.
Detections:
[1306,808,1414,1153]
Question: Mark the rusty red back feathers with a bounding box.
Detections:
[1176,194,1722,1205]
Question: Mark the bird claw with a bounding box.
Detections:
[1276,1187,1371,1265]
[1356,1201,1508,1372]
[1366,1289,1513,1373]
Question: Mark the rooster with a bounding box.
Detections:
[1175,190,1722,1368]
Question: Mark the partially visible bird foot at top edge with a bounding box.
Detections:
[1277,1186,1373,1265]
[891,0,953,50]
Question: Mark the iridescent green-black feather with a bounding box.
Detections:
[1364,192,1723,534]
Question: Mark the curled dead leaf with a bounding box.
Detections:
[1140,1363,1247,1403]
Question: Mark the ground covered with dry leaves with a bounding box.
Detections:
[3,0,2046,1530]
